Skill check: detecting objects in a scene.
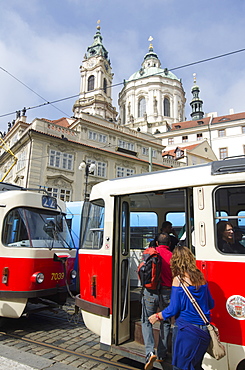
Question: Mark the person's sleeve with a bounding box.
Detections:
[161,287,181,320]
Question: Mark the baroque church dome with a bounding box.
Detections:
[118,38,186,134]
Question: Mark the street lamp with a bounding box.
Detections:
[78,161,96,201]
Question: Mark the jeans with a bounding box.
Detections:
[172,322,209,370]
[141,287,171,358]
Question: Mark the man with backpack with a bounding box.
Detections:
[140,233,172,370]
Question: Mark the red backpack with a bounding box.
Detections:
[138,247,161,290]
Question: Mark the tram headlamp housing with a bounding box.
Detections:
[70,270,77,279]
[31,272,45,284]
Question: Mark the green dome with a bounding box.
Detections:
[127,66,180,83]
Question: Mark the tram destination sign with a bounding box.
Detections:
[42,195,57,209]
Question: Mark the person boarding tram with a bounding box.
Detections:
[160,221,179,251]
[141,233,172,370]
[149,245,215,370]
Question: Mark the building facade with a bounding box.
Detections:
[0,111,167,201]
[157,111,245,160]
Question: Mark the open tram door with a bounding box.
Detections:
[112,196,131,345]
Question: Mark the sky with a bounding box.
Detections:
[0,0,245,134]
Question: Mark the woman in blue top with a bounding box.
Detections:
[149,246,214,370]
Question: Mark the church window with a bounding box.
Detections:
[122,105,126,125]
[103,78,107,94]
[88,75,95,91]
[163,97,170,117]
[138,97,146,118]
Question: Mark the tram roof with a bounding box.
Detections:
[0,182,23,192]
[90,157,245,200]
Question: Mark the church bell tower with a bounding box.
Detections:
[73,21,117,121]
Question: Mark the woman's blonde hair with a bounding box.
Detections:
[170,245,206,286]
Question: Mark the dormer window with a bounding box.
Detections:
[218,129,225,137]
[175,149,183,158]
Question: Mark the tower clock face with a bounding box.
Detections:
[88,60,95,67]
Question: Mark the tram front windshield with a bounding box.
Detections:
[2,207,75,249]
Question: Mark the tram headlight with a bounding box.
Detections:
[70,270,77,279]
[31,272,45,284]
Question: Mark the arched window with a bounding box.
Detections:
[122,104,126,125]
[138,97,146,118]
[88,75,95,91]
[103,78,107,94]
[163,97,170,117]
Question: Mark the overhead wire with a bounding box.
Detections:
[0,67,71,117]
[0,47,245,120]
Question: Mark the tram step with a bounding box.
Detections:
[110,340,173,370]
[131,319,161,346]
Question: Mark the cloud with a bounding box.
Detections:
[0,0,245,132]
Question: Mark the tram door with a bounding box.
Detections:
[113,196,131,345]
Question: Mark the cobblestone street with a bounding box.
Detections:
[0,300,142,370]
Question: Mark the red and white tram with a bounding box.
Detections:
[76,157,245,370]
[0,182,76,320]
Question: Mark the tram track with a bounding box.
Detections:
[0,308,144,370]
[0,330,143,370]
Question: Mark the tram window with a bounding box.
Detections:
[121,202,129,255]
[82,201,104,249]
[127,189,194,251]
[120,259,129,321]
[130,212,157,249]
[166,212,185,239]
[2,207,74,249]
[214,186,245,254]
